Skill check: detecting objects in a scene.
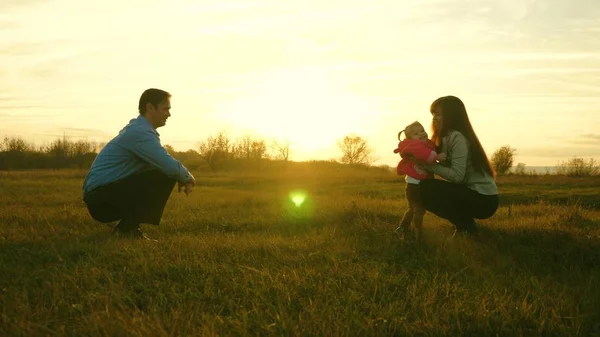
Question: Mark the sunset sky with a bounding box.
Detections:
[1,0,599,167]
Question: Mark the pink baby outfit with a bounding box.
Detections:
[393,139,439,180]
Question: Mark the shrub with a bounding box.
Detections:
[491,145,516,175]
[556,157,599,177]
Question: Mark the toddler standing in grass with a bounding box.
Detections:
[393,121,446,240]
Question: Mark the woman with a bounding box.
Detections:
[420,96,499,235]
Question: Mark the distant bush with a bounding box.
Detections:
[491,145,516,175]
[197,132,273,171]
[514,162,527,175]
[0,136,102,170]
[555,157,599,177]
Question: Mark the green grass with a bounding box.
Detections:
[1,166,600,336]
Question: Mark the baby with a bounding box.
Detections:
[393,121,446,240]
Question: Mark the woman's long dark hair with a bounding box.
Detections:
[430,96,495,177]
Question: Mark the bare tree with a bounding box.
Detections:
[249,139,267,160]
[337,134,374,165]
[233,135,268,160]
[272,139,292,161]
[71,140,96,157]
[44,138,71,158]
[198,131,233,171]
[1,136,33,152]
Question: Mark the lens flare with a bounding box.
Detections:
[289,192,306,207]
[283,189,314,222]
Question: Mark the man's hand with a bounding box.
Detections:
[178,176,196,196]
[437,152,447,161]
[183,183,193,195]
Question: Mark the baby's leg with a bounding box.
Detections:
[397,184,415,234]
[399,203,413,230]
[412,205,426,242]
[406,183,424,241]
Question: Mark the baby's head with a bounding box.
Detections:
[398,121,428,141]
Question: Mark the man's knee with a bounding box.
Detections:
[136,170,177,191]
[84,199,121,223]
[141,170,175,182]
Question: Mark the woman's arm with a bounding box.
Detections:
[424,131,468,183]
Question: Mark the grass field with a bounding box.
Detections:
[1,164,600,336]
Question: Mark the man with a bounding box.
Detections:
[82,88,195,240]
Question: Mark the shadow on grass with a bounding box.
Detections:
[0,229,151,273]
[500,192,600,210]
[339,211,600,286]
[474,226,600,276]
[342,223,600,335]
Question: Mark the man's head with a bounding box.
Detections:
[138,88,171,129]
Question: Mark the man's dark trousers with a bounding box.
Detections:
[84,170,176,231]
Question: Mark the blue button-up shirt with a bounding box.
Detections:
[82,115,193,197]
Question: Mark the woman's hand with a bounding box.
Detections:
[437,152,447,161]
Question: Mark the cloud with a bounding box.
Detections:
[0,37,108,85]
[61,127,109,136]
[35,127,111,139]
[568,134,600,145]
[13,50,104,82]
[583,134,600,140]
[191,3,369,36]
[0,42,43,56]
[0,0,50,10]
[0,21,15,30]
[398,0,600,54]
[0,41,69,56]
[0,112,50,119]
[519,145,600,158]
[0,93,18,102]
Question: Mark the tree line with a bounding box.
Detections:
[0,136,103,170]
[2,134,597,176]
[490,145,599,177]
[0,133,375,171]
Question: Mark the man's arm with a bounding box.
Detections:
[122,127,194,184]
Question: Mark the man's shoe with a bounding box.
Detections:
[467,219,479,233]
[112,227,157,242]
[453,219,479,236]
[130,228,157,242]
[452,225,479,239]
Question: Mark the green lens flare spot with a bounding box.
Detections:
[289,191,307,207]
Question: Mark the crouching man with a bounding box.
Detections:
[82,88,195,240]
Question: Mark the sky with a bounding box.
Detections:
[1,0,599,167]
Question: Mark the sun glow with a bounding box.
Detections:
[216,67,379,150]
